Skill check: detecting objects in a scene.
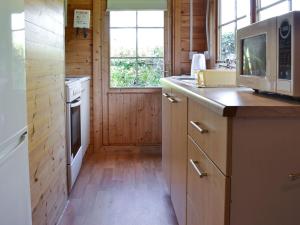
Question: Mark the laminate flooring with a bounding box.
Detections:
[58,150,178,225]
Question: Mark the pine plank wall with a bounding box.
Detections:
[25,0,67,224]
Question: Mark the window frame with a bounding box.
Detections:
[217,0,249,61]
[256,0,292,21]
[109,11,165,89]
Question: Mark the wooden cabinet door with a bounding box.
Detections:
[187,137,229,225]
[162,86,172,194]
[170,89,188,225]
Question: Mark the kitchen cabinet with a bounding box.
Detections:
[170,90,187,225]
[80,78,91,156]
[162,87,187,225]
[161,77,300,225]
[162,86,172,194]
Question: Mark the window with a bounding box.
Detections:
[110,11,164,88]
[218,0,250,61]
[257,0,291,21]
[218,0,300,61]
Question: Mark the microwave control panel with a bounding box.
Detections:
[278,20,292,80]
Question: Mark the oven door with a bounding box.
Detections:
[66,98,82,164]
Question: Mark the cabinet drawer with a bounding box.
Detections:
[188,99,229,175]
[187,137,229,225]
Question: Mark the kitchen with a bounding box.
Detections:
[1,0,300,225]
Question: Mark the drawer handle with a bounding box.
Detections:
[289,173,300,181]
[168,97,177,103]
[162,93,169,97]
[190,121,208,134]
[189,159,207,178]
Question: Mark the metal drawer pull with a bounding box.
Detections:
[162,93,169,97]
[189,159,207,178]
[289,173,300,181]
[167,97,177,103]
[190,121,208,134]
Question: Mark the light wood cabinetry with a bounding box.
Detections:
[187,137,229,225]
[188,100,230,175]
[162,87,188,225]
[162,86,172,194]
[161,77,300,225]
[170,90,187,225]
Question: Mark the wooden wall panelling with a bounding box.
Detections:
[136,94,162,145]
[208,0,217,68]
[65,0,93,76]
[93,0,103,151]
[173,0,208,75]
[164,0,173,76]
[65,0,95,151]
[25,0,67,224]
[172,0,182,75]
[101,0,110,146]
[107,93,162,146]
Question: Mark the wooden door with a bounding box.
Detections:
[162,86,172,194]
[170,89,188,225]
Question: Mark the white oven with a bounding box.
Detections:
[65,79,83,192]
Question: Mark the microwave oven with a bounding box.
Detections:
[236,11,300,97]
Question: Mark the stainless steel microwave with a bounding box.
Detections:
[236,11,300,97]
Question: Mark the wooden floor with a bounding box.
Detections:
[58,149,178,225]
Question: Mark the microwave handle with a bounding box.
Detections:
[71,100,81,108]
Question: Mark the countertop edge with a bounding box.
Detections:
[161,77,300,118]
[161,78,237,117]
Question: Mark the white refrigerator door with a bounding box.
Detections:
[0,0,27,145]
[0,129,32,225]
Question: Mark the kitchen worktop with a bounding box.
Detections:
[161,77,300,117]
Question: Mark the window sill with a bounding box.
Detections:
[108,87,162,94]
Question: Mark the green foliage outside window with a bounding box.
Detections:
[110,47,164,88]
[220,32,235,60]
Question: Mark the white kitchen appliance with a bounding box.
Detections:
[237,11,300,97]
[67,76,91,157]
[0,1,32,225]
[65,78,83,192]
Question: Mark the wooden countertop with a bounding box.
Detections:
[161,77,300,117]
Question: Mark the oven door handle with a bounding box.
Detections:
[70,100,81,108]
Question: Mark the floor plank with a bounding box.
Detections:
[59,150,178,225]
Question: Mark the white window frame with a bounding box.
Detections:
[256,0,292,21]
[217,0,248,61]
[109,11,165,88]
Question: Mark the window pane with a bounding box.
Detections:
[110,59,137,88]
[110,11,136,27]
[138,11,164,27]
[293,0,300,10]
[237,17,249,29]
[260,0,286,8]
[138,28,164,57]
[110,29,136,57]
[259,1,290,21]
[237,0,250,25]
[220,0,235,24]
[137,58,164,87]
[220,23,236,60]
